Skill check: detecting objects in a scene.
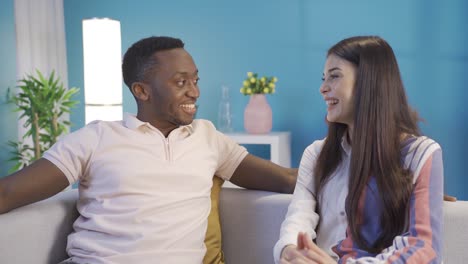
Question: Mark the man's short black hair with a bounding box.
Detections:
[122,36,184,89]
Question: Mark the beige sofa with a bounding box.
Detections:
[0,188,467,264]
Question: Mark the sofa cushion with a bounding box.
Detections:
[203,176,225,264]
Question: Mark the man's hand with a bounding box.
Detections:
[444,194,457,202]
[280,232,337,264]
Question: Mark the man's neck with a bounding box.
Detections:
[136,113,178,138]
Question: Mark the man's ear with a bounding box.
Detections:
[131,82,150,101]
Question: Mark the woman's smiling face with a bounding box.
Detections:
[320,54,357,128]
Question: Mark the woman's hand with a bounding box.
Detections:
[280,232,337,264]
[280,244,313,264]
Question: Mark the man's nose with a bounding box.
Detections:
[187,82,200,98]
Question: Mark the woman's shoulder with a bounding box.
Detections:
[304,138,327,156]
[402,135,441,158]
[402,135,442,180]
[298,138,327,166]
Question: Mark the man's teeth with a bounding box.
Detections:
[180,104,196,109]
[326,99,338,106]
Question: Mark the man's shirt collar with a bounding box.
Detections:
[123,112,194,135]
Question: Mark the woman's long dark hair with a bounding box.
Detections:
[314,36,421,253]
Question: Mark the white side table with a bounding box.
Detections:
[223,131,292,188]
[225,132,291,168]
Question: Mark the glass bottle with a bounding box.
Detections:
[217,85,233,132]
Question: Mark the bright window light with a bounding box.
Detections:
[82,18,123,124]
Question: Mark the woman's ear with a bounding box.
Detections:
[131,82,150,101]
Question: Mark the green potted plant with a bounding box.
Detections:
[6,70,79,172]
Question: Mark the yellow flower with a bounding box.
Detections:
[240,72,278,95]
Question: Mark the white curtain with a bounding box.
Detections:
[14,0,68,140]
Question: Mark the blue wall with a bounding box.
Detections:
[62,0,468,199]
[0,0,17,176]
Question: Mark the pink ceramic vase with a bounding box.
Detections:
[244,94,272,134]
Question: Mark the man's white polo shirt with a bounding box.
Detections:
[43,113,248,264]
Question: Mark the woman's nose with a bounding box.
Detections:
[320,83,330,94]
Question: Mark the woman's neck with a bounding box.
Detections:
[347,125,354,145]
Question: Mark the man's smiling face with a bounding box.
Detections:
[144,48,200,130]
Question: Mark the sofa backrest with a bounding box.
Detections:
[0,188,467,264]
[220,188,291,264]
[0,189,78,263]
[442,200,468,264]
[219,189,468,264]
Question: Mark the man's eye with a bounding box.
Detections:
[194,78,200,85]
[330,74,339,79]
[177,80,186,86]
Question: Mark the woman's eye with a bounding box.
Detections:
[322,74,339,82]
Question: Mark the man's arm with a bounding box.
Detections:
[229,154,297,194]
[0,158,69,214]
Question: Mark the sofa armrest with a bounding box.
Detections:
[219,187,291,264]
[0,189,79,264]
[443,200,468,264]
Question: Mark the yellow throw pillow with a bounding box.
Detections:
[203,176,225,264]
